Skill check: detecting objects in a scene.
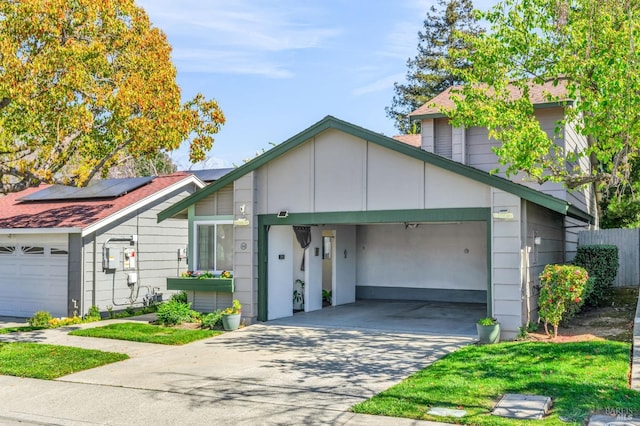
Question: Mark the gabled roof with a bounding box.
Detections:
[0,173,205,236]
[392,134,421,148]
[410,79,571,119]
[157,116,592,224]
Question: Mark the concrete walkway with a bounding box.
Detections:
[633,293,640,391]
[0,315,467,425]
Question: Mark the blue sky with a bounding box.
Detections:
[137,0,498,169]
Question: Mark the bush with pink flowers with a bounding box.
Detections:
[538,264,589,337]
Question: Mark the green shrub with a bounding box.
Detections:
[170,291,188,304]
[84,305,101,322]
[572,245,618,306]
[539,264,589,337]
[201,310,223,329]
[28,311,52,328]
[156,299,198,326]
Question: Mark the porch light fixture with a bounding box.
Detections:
[277,210,289,218]
[234,204,250,226]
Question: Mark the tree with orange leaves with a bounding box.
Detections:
[0,0,225,193]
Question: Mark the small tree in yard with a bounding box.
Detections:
[539,264,589,338]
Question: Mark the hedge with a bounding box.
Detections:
[572,245,619,306]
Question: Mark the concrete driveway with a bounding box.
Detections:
[0,313,473,425]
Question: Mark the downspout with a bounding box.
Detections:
[92,234,97,307]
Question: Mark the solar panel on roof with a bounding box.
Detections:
[19,176,154,202]
[187,168,234,182]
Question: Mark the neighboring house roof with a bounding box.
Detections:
[158,116,592,224]
[0,173,205,236]
[185,168,235,183]
[392,134,421,148]
[410,79,571,119]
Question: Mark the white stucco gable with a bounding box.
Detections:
[255,128,491,215]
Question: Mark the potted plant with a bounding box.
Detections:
[322,289,332,307]
[221,299,242,331]
[476,317,500,344]
[293,279,305,311]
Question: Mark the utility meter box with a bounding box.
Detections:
[102,247,119,270]
[123,247,136,270]
[127,272,138,285]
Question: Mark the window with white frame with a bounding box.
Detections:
[195,221,234,272]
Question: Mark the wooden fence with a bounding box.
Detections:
[578,228,639,287]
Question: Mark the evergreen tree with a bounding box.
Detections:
[386,0,482,134]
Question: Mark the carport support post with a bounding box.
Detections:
[257,217,268,322]
[486,212,492,318]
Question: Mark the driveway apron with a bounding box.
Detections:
[0,322,472,425]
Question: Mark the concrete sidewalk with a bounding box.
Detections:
[0,316,465,425]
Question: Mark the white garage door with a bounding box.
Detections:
[0,236,68,318]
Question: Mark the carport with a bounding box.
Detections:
[259,209,491,324]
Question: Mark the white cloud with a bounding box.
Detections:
[137,0,339,78]
[172,48,294,78]
[352,72,405,96]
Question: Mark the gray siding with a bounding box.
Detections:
[194,184,233,216]
[564,116,592,214]
[80,187,194,315]
[491,189,522,338]
[564,216,590,262]
[233,172,258,322]
[523,201,565,325]
[464,107,594,210]
[67,233,83,316]
[434,118,452,159]
[188,291,232,313]
[466,125,498,172]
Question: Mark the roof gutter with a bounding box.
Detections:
[0,227,82,234]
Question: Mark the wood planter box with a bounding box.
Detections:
[166,277,234,293]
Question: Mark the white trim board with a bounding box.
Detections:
[82,175,205,237]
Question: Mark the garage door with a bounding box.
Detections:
[0,239,68,318]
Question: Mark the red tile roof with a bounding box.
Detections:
[0,173,194,230]
[392,134,421,147]
[410,79,569,117]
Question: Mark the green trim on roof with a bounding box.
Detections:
[157,115,592,224]
[259,208,488,226]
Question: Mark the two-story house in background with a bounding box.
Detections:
[158,81,594,339]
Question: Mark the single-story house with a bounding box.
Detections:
[158,115,593,339]
[0,173,204,318]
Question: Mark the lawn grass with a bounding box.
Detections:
[0,326,45,334]
[68,322,221,345]
[351,341,640,425]
[0,342,128,379]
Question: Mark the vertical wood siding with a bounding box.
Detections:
[578,228,639,287]
[434,118,452,159]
